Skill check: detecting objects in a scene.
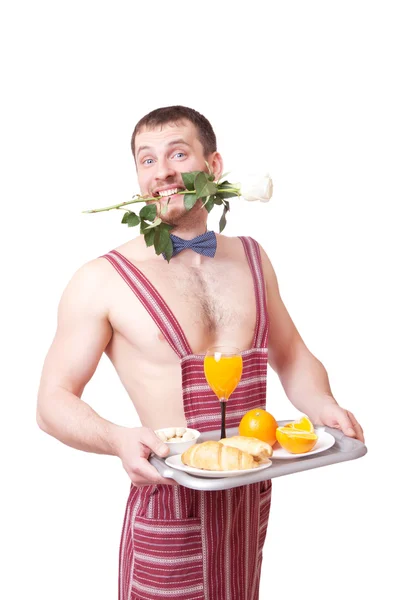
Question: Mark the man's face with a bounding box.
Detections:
[134,120,222,225]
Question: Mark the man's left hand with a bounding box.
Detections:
[315,403,365,443]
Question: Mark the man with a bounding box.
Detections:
[37,105,364,600]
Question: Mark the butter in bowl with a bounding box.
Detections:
[155,427,201,456]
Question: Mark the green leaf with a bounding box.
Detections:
[208,173,215,181]
[139,204,157,221]
[203,196,215,213]
[218,180,237,189]
[216,190,238,199]
[219,201,230,233]
[154,225,171,255]
[184,193,198,211]
[219,211,227,232]
[144,217,162,230]
[163,238,174,262]
[126,212,140,227]
[160,222,174,232]
[216,180,239,199]
[121,211,140,226]
[144,228,156,247]
[194,171,217,198]
[128,214,140,227]
[181,171,202,191]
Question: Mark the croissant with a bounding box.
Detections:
[219,436,273,463]
[181,441,258,471]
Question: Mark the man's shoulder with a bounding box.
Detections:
[217,232,263,245]
[223,234,272,276]
[62,258,111,303]
[56,257,112,320]
[217,233,267,256]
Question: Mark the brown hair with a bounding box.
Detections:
[131,105,217,158]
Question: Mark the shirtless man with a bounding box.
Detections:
[37,105,364,600]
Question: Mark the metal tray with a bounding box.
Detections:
[150,421,367,491]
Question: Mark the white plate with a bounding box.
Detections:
[271,430,335,459]
[165,454,272,478]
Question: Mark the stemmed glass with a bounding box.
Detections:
[204,346,243,439]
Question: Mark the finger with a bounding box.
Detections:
[336,410,357,438]
[348,411,363,432]
[140,428,170,458]
[158,477,179,486]
[130,457,177,486]
[348,412,365,443]
[132,476,179,487]
[133,466,179,487]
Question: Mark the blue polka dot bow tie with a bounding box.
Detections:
[163,231,217,259]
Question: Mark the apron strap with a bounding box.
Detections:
[102,250,192,359]
[238,237,269,348]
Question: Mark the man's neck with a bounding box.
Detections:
[170,223,208,240]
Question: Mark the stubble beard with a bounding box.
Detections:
[158,198,204,228]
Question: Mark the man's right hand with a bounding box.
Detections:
[116,427,178,487]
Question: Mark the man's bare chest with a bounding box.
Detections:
[169,263,253,331]
[107,259,257,357]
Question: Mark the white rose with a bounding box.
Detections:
[241,174,273,203]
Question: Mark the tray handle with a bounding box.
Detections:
[323,425,367,454]
[149,455,194,486]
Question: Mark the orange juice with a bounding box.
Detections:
[204,355,243,400]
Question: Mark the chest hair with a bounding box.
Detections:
[172,266,239,333]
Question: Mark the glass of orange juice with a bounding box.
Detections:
[204,346,243,439]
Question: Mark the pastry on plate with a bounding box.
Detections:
[181,440,258,471]
[219,435,273,463]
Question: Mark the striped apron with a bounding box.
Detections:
[103,236,272,600]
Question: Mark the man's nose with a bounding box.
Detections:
[155,158,176,181]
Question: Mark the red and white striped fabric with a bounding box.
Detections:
[103,237,272,600]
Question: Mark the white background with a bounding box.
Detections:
[1,1,399,598]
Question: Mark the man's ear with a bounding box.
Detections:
[206,152,224,181]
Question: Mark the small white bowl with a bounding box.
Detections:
[155,427,201,456]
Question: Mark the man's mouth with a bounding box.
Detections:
[153,187,185,198]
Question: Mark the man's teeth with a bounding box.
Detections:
[158,188,180,197]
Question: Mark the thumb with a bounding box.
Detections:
[141,428,170,458]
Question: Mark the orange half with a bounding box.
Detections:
[276,427,318,454]
[285,416,314,433]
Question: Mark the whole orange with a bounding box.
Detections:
[238,408,278,446]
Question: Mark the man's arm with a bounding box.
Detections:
[37,259,175,485]
[37,259,121,454]
[259,246,364,441]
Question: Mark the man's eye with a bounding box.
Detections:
[173,152,186,159]
[143,158,154,165]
